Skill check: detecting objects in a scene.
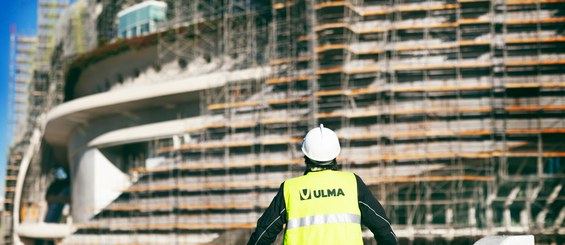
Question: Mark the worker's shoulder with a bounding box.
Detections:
[327,170,357,178]
[335,170,357,177]
[284,174,306,184]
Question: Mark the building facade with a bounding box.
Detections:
[3,0,565,244]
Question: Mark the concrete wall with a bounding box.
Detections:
[71,148,130,223]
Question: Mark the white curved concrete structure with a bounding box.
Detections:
[12,129,41,245]
[17,223,75,240]
[87,116,210,148]
[72,148,131,223]
[43,65,270,164]
[38,58,271,225]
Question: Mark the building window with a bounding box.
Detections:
[140,23,150,34]
[131,26,137,37]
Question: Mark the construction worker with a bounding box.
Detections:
[248,124,397,245]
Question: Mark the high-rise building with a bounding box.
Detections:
[3,26,38,245]
[3,0,564,244]
[7,28,37,148]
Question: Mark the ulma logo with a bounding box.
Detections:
[300,189,312,200]
[300,188,345,201]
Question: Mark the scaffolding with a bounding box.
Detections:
[69,0,562,243]
[68,0,565,243]
[4,0,564,244]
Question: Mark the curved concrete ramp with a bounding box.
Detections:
[17,223,74,239]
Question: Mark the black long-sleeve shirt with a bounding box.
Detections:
[248,173,397,245]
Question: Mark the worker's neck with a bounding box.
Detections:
[304,166,334,175]
[309,166,330,172]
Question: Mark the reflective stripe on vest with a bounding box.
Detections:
[287,213,361,229]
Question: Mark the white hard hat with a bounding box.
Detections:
[301,124,341,163]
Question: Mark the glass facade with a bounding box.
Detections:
[118,1,166,39]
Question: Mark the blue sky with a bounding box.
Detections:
[0,0,37,200]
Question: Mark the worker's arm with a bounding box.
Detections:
[247,182,287,245]
[356,174,398,245]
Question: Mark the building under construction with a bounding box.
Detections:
[3,0,564,244]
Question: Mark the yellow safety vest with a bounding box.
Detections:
[283,170,363,245]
